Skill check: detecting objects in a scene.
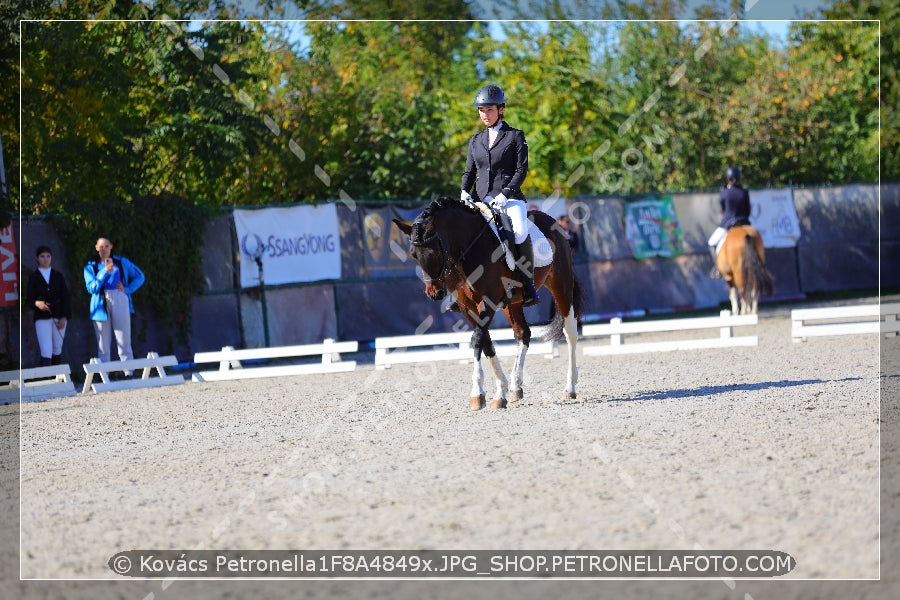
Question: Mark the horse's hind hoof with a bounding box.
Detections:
[563,391,577,401]
[509,389,524,403]
[490,398,507,410]
[470,395,486,411]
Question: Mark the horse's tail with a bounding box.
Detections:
[542,275,585,343]
[741,234,774,301]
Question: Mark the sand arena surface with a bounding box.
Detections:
[5,296,898,599]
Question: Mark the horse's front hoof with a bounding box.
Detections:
[470,395,486,410]
[509,389,524,403]
[563,391,577,401]
[490,398,507,410]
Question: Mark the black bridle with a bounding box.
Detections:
[411,213,491,292]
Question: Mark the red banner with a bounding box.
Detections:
[0,224,18,306]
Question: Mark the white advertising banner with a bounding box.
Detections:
[750,187,801,248]
[233,204,341,288]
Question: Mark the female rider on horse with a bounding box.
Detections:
[454,84,538,311]
[708,166,752,278]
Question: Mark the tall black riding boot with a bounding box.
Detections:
[51,354,62,365]
[709,246,722,279]
[39,356,52,367]
[515,238,540,307]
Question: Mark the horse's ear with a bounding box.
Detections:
[392,218,413,237]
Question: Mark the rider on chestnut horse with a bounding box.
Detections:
[708,166,752,279]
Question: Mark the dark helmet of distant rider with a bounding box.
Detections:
[725,166,742,185]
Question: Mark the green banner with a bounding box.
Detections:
[624,195,683,259]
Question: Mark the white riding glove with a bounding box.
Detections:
[491,193,508,209]
[460,190,474,205]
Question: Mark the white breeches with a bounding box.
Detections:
[34,318,67,358]
[504,200,530,244]
[708,226,727,254]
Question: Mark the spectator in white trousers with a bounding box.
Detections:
[83,236,145,378]
[26,245,71,367]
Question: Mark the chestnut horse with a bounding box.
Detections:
[716,225,774,314]
[393,196,584,410]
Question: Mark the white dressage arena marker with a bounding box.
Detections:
[791,303,900,341]
[82,352,184,394]
[0,364,78,403]
[374,327,557,369]
[581,310,758,355]
[192,339,358,381]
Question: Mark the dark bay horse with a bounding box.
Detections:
[393,196,584,410]
[716,225,774,314]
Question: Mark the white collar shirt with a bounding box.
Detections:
[487,121,503,148]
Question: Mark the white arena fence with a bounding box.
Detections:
[581,310,758,355]
[791,303,900,341]
[14,302,900,400]
[82,353,184,394]
[191,339,358,382]
[0,364,77,403]
[374,328,558,369]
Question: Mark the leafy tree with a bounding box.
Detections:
[16,16,264,346]
[816,0,896,181]
[778,20,877,184]
[20,21,143,216]
[130,20,276,205]
[680,22,792,189]
[598,18,697,194]
[282,14,474,202]
[473,21,617,198]
[7,1,893,236]
[712,18,879,187]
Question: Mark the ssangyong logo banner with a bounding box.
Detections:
[233,204,341,288]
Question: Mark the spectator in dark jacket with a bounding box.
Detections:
[26,245,71,366]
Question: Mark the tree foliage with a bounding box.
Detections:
[11,2,889,209]
[285,14,474,202]
[4,0,893,344]
[54,192,207,349]
[817,0,896,181]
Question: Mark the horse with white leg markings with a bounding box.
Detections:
[394,196,585,410]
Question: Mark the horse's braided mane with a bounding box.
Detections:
[420,195,481,220]
[412,195,481,245]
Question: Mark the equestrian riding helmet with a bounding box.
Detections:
[474,84,506,108]
[725,166,742,183]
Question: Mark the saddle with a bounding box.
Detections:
[469,200,552,271]
[472,201,515,249]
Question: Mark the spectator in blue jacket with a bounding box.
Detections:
[84,236,145,377]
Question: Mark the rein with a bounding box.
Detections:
[414,210,491,290]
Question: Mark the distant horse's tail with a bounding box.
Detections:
[741,234,774,302]
[543,275,585,343]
